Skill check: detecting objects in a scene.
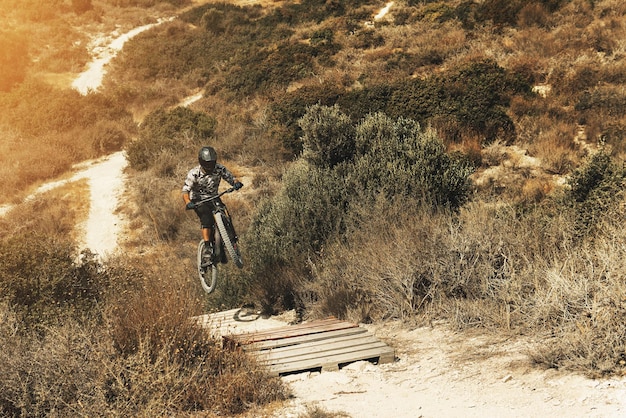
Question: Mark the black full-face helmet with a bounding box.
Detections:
[198,146,217,172]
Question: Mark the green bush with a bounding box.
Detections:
[475,0,566,27]
[299,104,356,168]
[563,148,626,236]
[337,59,529,145]
[269,81,346,156]
[349,112,475,209]
[226,36,339,96]
[246,106,474,313]
[88,120,129,154]
[247,161,348,263]
[245,161,348,313]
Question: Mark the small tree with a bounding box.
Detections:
[350,112,474,210]
[299,104,356,168]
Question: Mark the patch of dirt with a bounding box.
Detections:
[237,318,626,417]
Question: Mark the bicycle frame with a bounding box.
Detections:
[191,187,236,251]
[188,186,243,294]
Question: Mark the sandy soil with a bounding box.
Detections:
[74,151,128,257]
[217,315,626,418]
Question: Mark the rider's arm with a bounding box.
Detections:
[217,164,237,186]
[182,168,198,206]
[219,166,243,189]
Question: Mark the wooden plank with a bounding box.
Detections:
[225,319,357,345]
[258,340,389,365]
[217,315,396,376]
[228,318,349,340]
[230,318,344,337]
[266,345,396,375]
[256,335,385,363]
[242,327,368,351]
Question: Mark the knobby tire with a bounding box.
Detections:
[215,212,243,268]
[197,240,218,293]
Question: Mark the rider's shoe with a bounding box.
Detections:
[202,242,214,266]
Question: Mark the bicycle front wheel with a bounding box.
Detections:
[215,212,243,268]
[197,240,218,293]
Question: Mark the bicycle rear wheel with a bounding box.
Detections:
[215,212,243,268]
[197,240,218,293]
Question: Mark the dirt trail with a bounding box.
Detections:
[281,325,626,417]
[72,18,173,95]
[75,151,128,257]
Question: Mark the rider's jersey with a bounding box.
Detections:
[182,164,237,201]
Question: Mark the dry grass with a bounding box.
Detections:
[0,239,289,416]
[307,190,626,375]
[0,178,90,242]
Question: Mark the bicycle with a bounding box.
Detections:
[187,187,243,294]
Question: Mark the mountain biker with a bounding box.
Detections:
[182,146,243,263]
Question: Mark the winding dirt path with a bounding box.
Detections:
[72,18,173,95]
[74,151,128,257]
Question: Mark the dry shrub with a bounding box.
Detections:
[450,298,512,330]
[308,200,523,323]
[505,26,561,61]
[446,135,482,167]
[517,2,551,28]
[520,177,553,204]
[0,247,287,416]
[0,179,89,242]
[87,119,130,154]
[583,18,618,54]
[0,130,90,203]
[480,139,510,167]
[102,251,289,414]
[0,301,287,416]
[0,314,106,417]
[526,219,626,376]
[129,167,187,242]
[306,184,626,375]
[526,120,578,174]
[105,251,204,357]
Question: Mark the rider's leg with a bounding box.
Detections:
[196,206,215,257]
[202,227,211,244]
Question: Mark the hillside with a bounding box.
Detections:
[1,0,626,416]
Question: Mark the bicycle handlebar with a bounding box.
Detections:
[186,186,238,210]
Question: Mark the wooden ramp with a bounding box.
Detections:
[223,317,395,376]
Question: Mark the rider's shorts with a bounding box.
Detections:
[195,203,215,229]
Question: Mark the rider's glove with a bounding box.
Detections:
[186,202,196,210]
[234,181,243,190]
